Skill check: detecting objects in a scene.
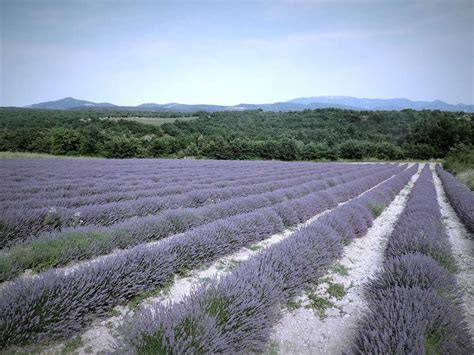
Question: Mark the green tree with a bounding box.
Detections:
[338,140,369,160]
[149,135,178,157]
[101,136,142,158]
[49,127,81,155]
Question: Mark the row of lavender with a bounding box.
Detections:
[114,165,419,353]
[0,162,326,202]
[0,164,404,348]
[1,164,358,216]
[1,165,331,208]
[0,159,329,195]
[436,165,474,234]
[0,164,395,281]
[1,163,367,247]
[351,166,473,353]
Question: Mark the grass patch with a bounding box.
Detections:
[109,308,122,317]
[268,341,279,355]
[456,169,474,191]
[204,294,232,325]
[127,288,163,309]
[369,203,385,217]
[61,335,83,354]
[216,258,241,272]
[431,252,458,274]
[305,290,334,318]
[443,145,474,190]
[127,281,173,309]
[0,151,100,159]
[287,299,302,312]
[332,263,349,276]
[247,244,263,252]
[319,276,333,284]
[0,232,110,282]
[424,329,444,355]
[327,282,346,300]
[137,330,168,355]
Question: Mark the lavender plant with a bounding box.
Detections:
[436,164,474,234]
[0,165,402,281]
[351,165,473,354]
[115,165,418,353]
[1,164,388,247]
[0,164,406,347]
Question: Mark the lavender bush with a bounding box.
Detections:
[1,164,387,247]
[1,163,338,209]
[0,159,333,200]
[436,164,474,234]
[351,165,473,354]
[353,286,472,354]
[384,166,457,271]
[115,165,418,353]
[0,165,402,281]
[0,164,406,347]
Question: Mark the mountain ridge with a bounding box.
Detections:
[20,96,474,112]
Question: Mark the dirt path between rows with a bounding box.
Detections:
[269,164,422,354]
[431,164,474,338]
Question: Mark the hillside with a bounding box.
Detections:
[26,97,117,110]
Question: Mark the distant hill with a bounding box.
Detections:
[287,96,474,112]
[21,96,474,112]
[25,97,117,110]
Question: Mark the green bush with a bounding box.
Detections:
[443,145,474,190]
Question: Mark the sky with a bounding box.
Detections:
[1,0,473,107]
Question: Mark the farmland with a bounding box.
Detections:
[0,158,473,353]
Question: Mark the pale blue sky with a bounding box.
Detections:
[1,0,473,106]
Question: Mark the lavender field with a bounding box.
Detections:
[0,158,472,354]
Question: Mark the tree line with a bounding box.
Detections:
[0,107,472,161]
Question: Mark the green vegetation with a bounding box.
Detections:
[424,329,444,355]
[0,151,98,159]
[204,295,233,325]
[267,342,279,355]
[443,145,474,190]
[369,203,385,217]
[287,299,302,311]
[109,308,122,317]
[332,263,349,276]
[429,252,458,274]
[1,107,472,161]
[104,115,198,126]
[61,335,83,354]
[138,332,168,355]
[0,232,110,282]
[247,244,263,252]
[305,290,335,318]
[326,282,346,300]
[216,258,241,272]
[127,282,173,309]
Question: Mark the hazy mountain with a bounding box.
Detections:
[22,96,474,112]
[287,96,474,112]
[233,101,357,111]
[25,97,117,110]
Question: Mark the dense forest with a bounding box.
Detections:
[0,107,472,162]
